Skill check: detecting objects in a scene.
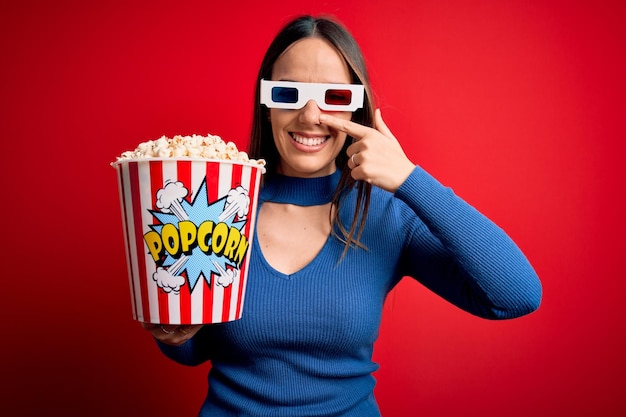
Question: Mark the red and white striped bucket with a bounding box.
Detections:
[112,158,263,324]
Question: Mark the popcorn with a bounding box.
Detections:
[114,133,266,170]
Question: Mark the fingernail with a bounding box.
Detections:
[319,115,327,122]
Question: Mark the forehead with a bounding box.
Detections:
[271,37,351,84]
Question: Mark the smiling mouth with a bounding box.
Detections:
[290,132,330,146]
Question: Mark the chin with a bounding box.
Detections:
[280,158,338,177]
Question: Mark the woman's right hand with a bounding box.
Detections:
[319,109,416,193]
[141,322,204,346]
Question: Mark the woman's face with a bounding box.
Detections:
[269,37,353,178]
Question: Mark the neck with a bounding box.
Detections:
[260,170,341,206]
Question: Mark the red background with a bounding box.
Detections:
[2,1,624,416]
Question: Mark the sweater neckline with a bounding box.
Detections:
[259,170,341,206]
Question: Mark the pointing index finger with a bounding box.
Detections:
[319,114,370,140]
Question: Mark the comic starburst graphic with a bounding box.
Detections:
[147,177,247,292]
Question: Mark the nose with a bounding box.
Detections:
[298,99,323,125]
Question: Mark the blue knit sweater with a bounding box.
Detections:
[158,166,542,416]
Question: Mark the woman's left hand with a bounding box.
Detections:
[320,108,415,193]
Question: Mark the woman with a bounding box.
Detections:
[142,15,542,416]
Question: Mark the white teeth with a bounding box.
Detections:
[291,133,328,146]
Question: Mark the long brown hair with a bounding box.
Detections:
[248,15,375,252]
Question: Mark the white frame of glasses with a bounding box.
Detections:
[260,79,365,112]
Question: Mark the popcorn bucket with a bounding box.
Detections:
[112,158,263,324]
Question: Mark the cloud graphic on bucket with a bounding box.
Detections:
[156,180,189,220]
[153,266,186,294]
[220,186,250,221]
[144,176,250,293]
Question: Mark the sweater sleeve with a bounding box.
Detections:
[394,166,542,319]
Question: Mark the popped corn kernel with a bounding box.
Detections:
[113,133,266,171]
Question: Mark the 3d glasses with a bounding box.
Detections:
[260,79,365,112]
